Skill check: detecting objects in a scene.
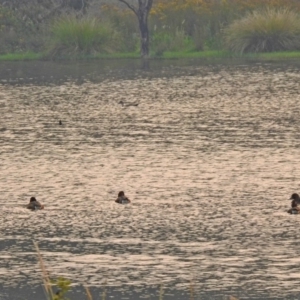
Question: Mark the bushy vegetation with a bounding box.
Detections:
[1,0,300,58]
[225,8,300,53]
[96,4,139,53]
[151,28,194,56]
[0,0,88,54]
[48,16,118,57]
[0,5,41,54]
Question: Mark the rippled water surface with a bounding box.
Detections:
[1,59,300,300]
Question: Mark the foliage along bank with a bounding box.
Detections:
[1,0,300,59]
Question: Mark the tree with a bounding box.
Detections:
[118,0,153,57]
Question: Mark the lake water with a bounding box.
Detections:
[1,59,300,300]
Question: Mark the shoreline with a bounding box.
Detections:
[1,50,300,62]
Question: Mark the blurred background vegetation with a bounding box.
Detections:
[0,0,300,57]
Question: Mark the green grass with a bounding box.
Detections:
[0,52,43,61]
[257,51,300,59]
[161,50,232,59]
[93,52,140,59]
[1,50,300,61]
[231,50,300,60]
[43,52,140,60]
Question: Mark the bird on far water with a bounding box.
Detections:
[119,100,139,107]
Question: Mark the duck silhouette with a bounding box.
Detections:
[288,193,300,214]
[115,191,131,204]
[119,100,139,107]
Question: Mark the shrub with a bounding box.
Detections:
[0,6,27,53]
[225,8,300,53]
[48,16,118,57]
[151,27,193,56]
[96,4,139,52]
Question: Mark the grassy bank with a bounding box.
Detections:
[256,51,300,59]
[0,52,44,61]
[1,50,300,61]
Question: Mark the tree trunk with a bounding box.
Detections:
[119,0,153,58]
[138,13,149,57]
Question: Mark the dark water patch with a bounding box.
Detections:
[0,58,300,85]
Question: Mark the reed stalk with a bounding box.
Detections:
[159,284,164,300]
[34,241,55,300]
[189,280,194,300]
[101,280,107,300]
[85,285,93,300]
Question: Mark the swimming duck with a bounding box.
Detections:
[27,197,44,210]
[288,193,300,214]
[119,101,139,107]
[115,191,131,204]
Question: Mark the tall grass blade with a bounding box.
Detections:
[159,284,164,300]
[102,280,107,300]
[34,241,54,300]
[85,285,93,300]
[189,280,194,300]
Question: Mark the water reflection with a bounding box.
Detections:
[1,59,300,300]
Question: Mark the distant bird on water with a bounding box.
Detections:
[59,120,62,125]
[115,191,131,204]
[119,100,139,107]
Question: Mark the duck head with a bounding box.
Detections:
[118,191,125,197]
[290,193,300,201]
